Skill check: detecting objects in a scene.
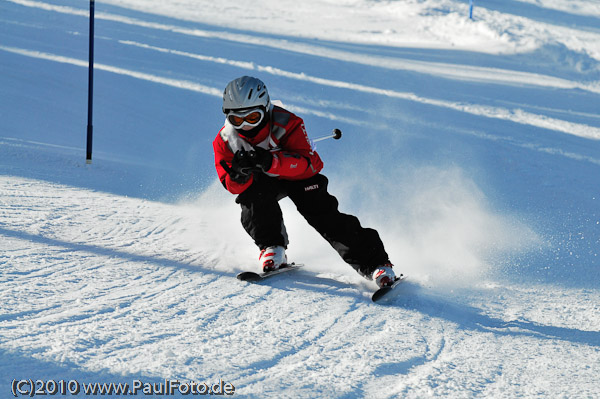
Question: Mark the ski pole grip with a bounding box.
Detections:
[313,128,343,143]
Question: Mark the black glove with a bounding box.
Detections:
[233,148,258,175]
[248,147,273,172]
[220,149,256,184]
[220,148,273,184]
[220,161,250,184]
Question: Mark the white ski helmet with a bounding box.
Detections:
[222,76,271,114]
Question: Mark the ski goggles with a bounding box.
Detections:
[227,108,265,129]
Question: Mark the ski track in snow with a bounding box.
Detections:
[1,0,600,397]
[2,176,599,398]
[7,0,600,94]
[2,43,600,145]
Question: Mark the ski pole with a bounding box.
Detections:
[312,128,342,143]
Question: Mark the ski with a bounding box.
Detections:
[371,275,407,302]
[236,262,304,282]
[237,263,405,302]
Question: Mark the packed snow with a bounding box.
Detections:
[1,0,599,397]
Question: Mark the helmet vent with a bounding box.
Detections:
[247,89,253,99]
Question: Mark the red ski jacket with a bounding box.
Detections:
[213,106,324,194]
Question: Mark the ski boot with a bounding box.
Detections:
[372,264,397,288]
[259,246,287,272]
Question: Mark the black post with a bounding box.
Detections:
[86,0,95,164]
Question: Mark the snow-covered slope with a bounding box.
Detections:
[1,0,599,397]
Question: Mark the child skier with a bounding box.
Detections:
[213,76,398,288]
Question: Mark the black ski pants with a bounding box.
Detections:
[235,173,389,277]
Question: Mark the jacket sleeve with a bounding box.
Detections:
[213,133,254,194]
[266,116,323,180]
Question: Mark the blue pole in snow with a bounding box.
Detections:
[469,0,474,19]
[86,0,95,164]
